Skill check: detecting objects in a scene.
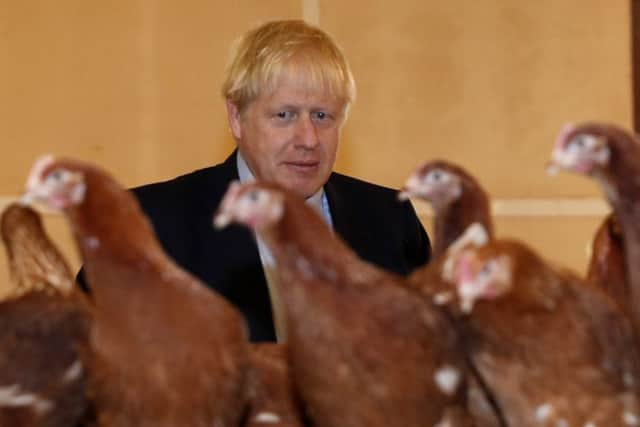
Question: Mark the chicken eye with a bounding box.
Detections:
[247,190,261,202]
[477,261,494,280]
[569,135,591,152]
[426,170,444,183]
[47,170,64,182]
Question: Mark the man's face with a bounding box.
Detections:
[227,75,345,199]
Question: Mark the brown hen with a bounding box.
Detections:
[215,181,474,427]
[550,122,640,335]
[448,238,640,426]
[0,203,92,427]
[22,156,249,427]
[400,160,494,257]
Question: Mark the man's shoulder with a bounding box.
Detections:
[134,163,230,198]
[127,157,238,263]
[132,155,236,209]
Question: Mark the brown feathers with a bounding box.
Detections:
[0,203,91,427]
[243,343,304,427]
[23,157,250,427]
[447,239,640,426]
[1,204,74,298]
[216,181,473,427]
[587,213,629,312]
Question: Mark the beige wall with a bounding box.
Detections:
[0,1,631,293]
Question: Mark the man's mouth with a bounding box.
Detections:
[283,161,320,173]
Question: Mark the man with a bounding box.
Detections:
[132,20,430,341]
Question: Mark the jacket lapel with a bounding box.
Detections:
[324,174,370,260]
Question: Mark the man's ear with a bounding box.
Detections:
[226,99,242,140]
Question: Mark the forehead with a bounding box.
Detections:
[258,67,345,109]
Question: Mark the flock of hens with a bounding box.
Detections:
[1,121,640,427]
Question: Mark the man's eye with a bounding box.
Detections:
[275,111,295,120]
[312,111,337,128]
[312,111,331,121]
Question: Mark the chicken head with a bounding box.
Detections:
[23,156,87,210]
[549,123,612,175]
[450,245,514,313]
[399,161,463,209]
[214,181,285,231]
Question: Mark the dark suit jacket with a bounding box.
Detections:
[100,151,431,341]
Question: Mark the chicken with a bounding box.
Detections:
[22,156,249,427]
[549,122,640,334]
[447,238,640,426]
[407,223,506,427]
[587,213,628,311]
[0,203,92,426]
[214,181,473,427]
[244,343,305,427]
[399,160,494,257]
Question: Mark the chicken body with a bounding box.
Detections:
[0,292,91,427]
[215,181,473,427]
[23,157,249,427]
[243,343,305,427]
[449,239,640,426]
[0,204,91,427]
[587,213,628,312]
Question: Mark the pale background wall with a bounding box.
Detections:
[0,0,631,293]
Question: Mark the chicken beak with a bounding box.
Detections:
[546,122,576,176]
[213,211,232,229]
[398,174,421,201]
[397,188,412,201]
[545,160,560,176]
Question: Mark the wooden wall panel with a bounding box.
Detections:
[1,0,301,190]
[326,0,630,196]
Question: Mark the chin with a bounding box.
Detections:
[292,186,318,199]
[277,175,324,198]
[287,182,320,199]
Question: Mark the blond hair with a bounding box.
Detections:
[222,20,356,115]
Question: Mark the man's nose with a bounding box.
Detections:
[294,115,320,149]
